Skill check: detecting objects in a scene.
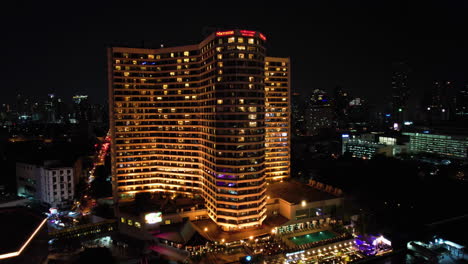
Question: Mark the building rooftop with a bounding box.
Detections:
[119,197,205,216]
[0,207,47,259]
[266,180,339,204]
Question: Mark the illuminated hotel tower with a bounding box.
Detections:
[108,30,289,231]
[264,57,290,181]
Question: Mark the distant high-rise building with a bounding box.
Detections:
[16,93,32,120]
[305,89,334,136]
[0,103,11,122]
[72,95,90,123]
[425,81,452,122]
[108,30,290,231]
[455,86,468,119]
[44,93,60,123]
[291,92,306,136]
[391,62,410,123]
[333,86,349,128]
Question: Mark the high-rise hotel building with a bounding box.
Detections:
[108,30,290,231]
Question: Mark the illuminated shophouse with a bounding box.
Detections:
[108,30,290,231]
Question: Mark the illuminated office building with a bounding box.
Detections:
[403,132,468,159]
[108,30,290,231]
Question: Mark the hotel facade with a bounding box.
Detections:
[108,30,290,231]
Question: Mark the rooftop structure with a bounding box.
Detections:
[0,207,48,262]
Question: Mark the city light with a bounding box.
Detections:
[215,30,235,36]
[144,212,162,224]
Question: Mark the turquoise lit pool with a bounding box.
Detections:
[289,230,336,245]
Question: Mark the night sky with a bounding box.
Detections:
[2,2,467,110]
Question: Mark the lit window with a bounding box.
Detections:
[249,76,254,82]
[156,55,161,59]
[120,217,125,223]
[217,99,223,104]
[170,72,175,76]
[128,219,133,226]
[185,83,190,87]
[183,58,189,62]
[124,72,130,77]
[183,51,189,56]
[239,99,244,104]
[177,78,182,82]
[249,122,257,127]
[248,114,257,120]
[135,222,141,228]
[248,38,254,44]
[115,60,120,64]
[239,53,245,59]
[157,97,162,100]
[163,84,168,89]
[164,220,171,225]
[115,65,121,70]
[228,37,235,43]
[217,54,223,60]
[148,54,154,59]
[132,60,137,65]
[170,53,174,57]
[238,37,244,43]
[237,46,246,50]
[248,54,254,59]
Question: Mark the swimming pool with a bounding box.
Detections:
[289,230,336,245]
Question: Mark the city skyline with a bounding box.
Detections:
[2,2,468,109]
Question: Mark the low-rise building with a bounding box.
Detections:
[16,160,77,208]
[342,133,408,159]
[403,131,468,159]
[266,180,344,234]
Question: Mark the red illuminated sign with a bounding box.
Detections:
[259,33,267,41]
[240,30,256,37]
[216,31,235,36]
